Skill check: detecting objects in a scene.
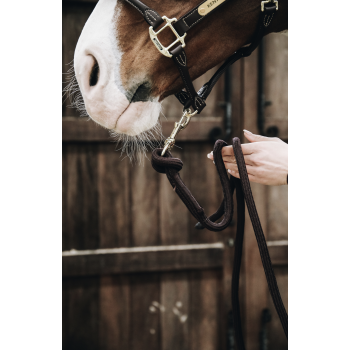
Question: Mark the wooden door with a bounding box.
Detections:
[62,2,288,349]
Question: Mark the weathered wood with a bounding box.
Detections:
[62,276,100,350]
[97,145,131,248]
[129,273,161,350]
[62,243,224,276]
[62,117,224,142]
[264,34,288,348]
[264,34,288,141]
[130,151,160,246]
[160,271,190,350]
[62,144,99,251]
[242,51,269,350]
[266,173,288,242]
[189,270,222,350]
[99,275,131,350]
[159,146,191,350]
[267,240,288,266]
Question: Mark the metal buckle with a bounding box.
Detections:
[261,0,278,11]
[149,16,187,58]
[161,108,198,156]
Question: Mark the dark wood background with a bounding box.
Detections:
[62,1,288,349]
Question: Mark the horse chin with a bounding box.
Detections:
[85,93,161,137]
[114,100,161,136]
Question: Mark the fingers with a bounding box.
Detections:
[207,152,213,160]
[207,147,254,164]
[227,168,260,184]
[244,129,281,143]
[225,162,257,176]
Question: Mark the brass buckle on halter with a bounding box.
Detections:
[149,16,187,58]
[161,108,198,156]
[261,0,278,11]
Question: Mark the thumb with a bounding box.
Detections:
[243,129,276,143]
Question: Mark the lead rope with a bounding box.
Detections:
[151,137,288,348]
[124,0,285,344]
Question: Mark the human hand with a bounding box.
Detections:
[207,130,288,186]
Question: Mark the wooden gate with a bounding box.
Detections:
[63,1,288,349]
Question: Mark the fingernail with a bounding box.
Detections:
[243,129,252,134]
[207,154,211,159]
[228,169,231,173]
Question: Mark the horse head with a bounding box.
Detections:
[73,0,287,138]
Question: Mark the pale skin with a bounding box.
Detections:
[207,129,288,186]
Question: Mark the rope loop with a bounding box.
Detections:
[151,148,183,174]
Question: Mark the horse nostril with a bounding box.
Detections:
[89,57,99,87]
[131,83,151,103]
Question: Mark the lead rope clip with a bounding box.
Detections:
[161,108,198,156]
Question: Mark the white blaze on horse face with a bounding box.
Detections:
[74,0,160,136]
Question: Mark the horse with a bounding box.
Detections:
[68,1,289,346]
[71,0,288,157]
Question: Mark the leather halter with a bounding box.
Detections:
[126,0,278,154]
[124,0,286,347]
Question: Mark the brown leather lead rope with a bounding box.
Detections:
[151,137,288,348]
[152,139,234,231]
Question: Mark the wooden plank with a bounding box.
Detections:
[267,240,288,266]
[62,144,101,349]
[129,273,161,350]
[267,185,288,241]
[62,144,99,251]
[63,276,100,350]
[97,144,132,349]
[159,145,191,350]
[130,151,160,246]
[62,117,223,142]
[188,270,222,350]
[264,34,288,141]
[242,51,269,350]
[264,34,288,349]
[62,243,224,276]
[129,150,161,350]
[97,144,131,248]
[98,275,131,350]
[160,272,190,350]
